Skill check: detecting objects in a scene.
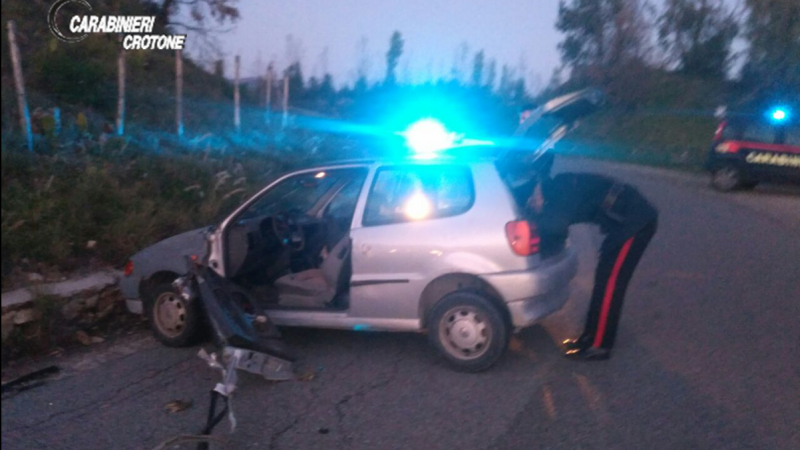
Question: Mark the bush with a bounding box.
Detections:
[0,138,313,283]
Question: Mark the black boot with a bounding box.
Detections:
[564,346,611,361]
[562,334,591,352]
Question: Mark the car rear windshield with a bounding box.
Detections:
[363,165,474,226]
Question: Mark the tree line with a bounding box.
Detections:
[234,0,797,130]
[555,0,798,108]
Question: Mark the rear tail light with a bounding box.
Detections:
[124,260,134,276]
[505,220,541,256]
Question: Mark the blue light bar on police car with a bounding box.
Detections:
[403,119,456,155]
[769,107,789,123]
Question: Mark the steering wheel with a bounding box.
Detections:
[271,209,306,251]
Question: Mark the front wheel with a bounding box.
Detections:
[146,282,204,347]
[427,291,509,373]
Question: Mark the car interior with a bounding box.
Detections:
[222,168,368,311]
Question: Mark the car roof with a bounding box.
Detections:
[317,145,516,168]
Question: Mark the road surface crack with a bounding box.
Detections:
[5,354,197,435]
[268,378,323,450]
[334,353,405,449]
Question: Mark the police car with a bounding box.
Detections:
[705,108,800,191]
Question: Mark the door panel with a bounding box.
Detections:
[348,163,517,321]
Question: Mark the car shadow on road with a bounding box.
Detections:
[487,334,778,450]
[741,183,800,198]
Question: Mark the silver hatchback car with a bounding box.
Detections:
[121,153,577,371]
[121,90,604,371]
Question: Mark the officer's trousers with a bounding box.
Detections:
[582,220,658,350]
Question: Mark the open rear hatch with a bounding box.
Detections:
[498,88,606,257]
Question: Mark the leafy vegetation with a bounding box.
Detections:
[0,136,324,283]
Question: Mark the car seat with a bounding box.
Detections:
[274,235,350,308]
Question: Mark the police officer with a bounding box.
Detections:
[527,160,659,361]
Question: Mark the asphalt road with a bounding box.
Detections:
[3,158,799,450]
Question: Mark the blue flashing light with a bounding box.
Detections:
[403,119,456,156]
[769,107,789,123]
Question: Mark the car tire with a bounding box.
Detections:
[741,180,758,191]
[427,291,509,373]
[711,165,744,192]
[146,282,204,347]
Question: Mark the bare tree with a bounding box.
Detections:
[658,0,739,78]
[485,58,497,90]
[313,46,330,79]
[385,31,404,85]
[472,50,485,86]
[450,41,470,82]
[156,0,239,31]
[284,34,305,68]
[156,0,240,61]
[741,0,800,92]
[354,36,372,89]
[556,0,653,70]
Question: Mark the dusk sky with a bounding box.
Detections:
[215,0,743,91]
[217,0,563,91]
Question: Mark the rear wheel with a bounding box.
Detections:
[741,180,758,191]
[427,291,509,372]
[711,165,744,192]
[146,282,204,347]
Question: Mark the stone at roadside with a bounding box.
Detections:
[164,399,193,414]
[2,312,17,342]
[61,298,86,321]
[27,273,45,283]
[84,295,99,309]
[86,240,97,250]
[96,303,116,321]
[13,309,42,325]
[97,289,119,311]
[75,330,92,346]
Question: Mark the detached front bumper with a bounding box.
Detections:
[481,247,578,329]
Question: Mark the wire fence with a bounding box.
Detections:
[1,19,333,155]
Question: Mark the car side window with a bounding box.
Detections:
[238,169,364,221]
[784,125,799,146]
[363,165,474,226]
[324,175,366,221]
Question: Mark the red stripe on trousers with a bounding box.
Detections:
[592,236,636,348]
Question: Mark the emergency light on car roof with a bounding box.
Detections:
[770,107,789,123]
[403,119,457,157]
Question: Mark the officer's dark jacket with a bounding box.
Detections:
[531,173,658,252]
